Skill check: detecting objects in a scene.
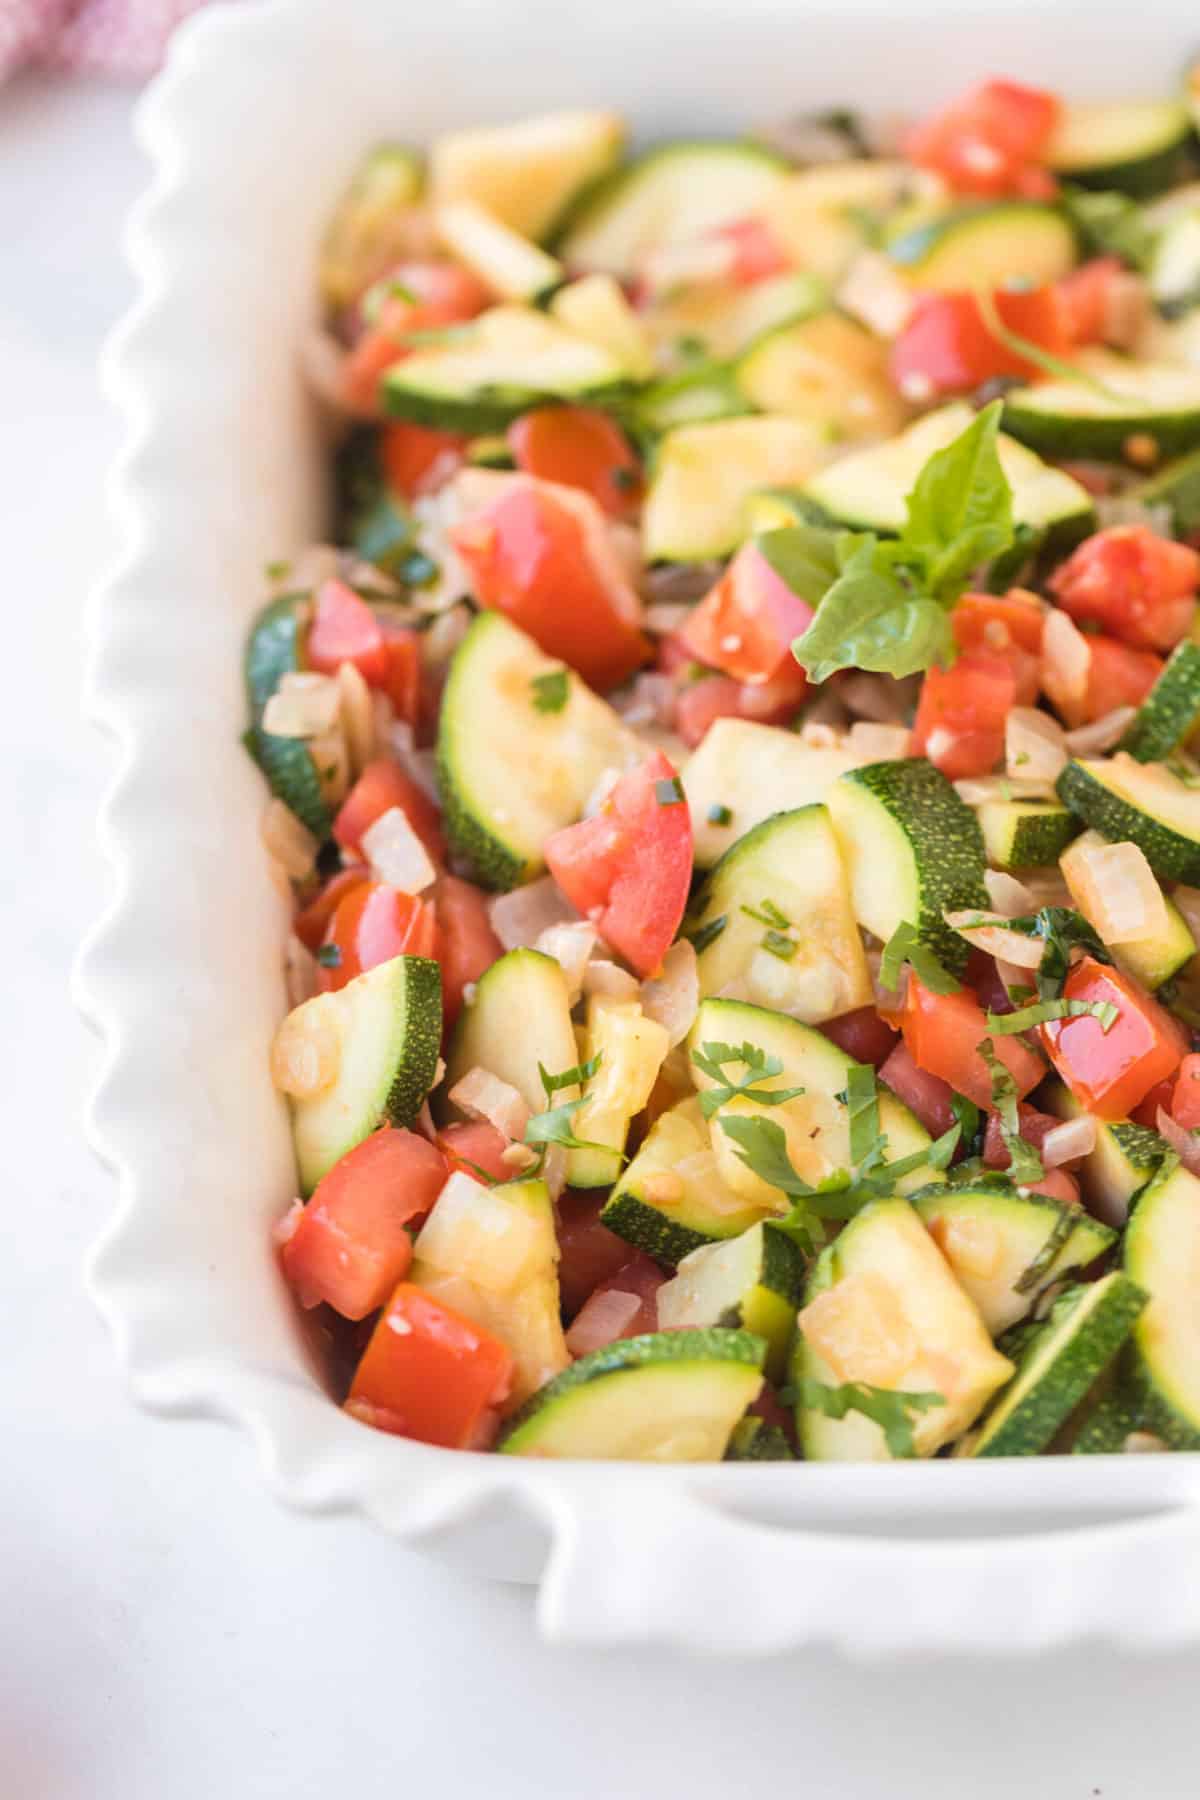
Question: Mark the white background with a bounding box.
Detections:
[4,71,1200,1799]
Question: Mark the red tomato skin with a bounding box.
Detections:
[556,1192,643,1320]
[450,477,650,690]
[1048,525,1200,651]
[1040,957,1188,1120]
[1132,1075,1177,1128]
[436,1120,512,1184]
[982,1105,1077,1170]
[901,974,1045,1110]
[673,667,808,749]
[678,542,816,685]
[819,1007,899,1069]
[379,422,466,502]
[1024,1169,1081,1206]
[507,406,642,519]
[306,578,390,686]
[333,758,446,864]
[590,1252,665,1337]
[544,750,693,978]
[910,652,1017,779]
[1057,257,1125,345]
[347,1281,513,1448]
[378,628,422,729]
[319,882,437,991]
[890,287,1068,398]
[952,591,1043,705]
[293,865,369,951]
[281,1129,448,1319]
[878,1041,958,1138]
[340,262,490,414]
[905,78,1061,197]
[1172,1053,1200,1130]
[711,216,791,284]
[434,874,503,1032]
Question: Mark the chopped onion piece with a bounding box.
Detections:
[448,1066,530,1141]
[270,993,341,1098]
[273,1198,304,1247]
[944,910,1045,967]
[836,249,916,338]
[1006,708,1067,784]
[488,877,579,951]
[582,960,640,1001]
[535,921,598,1001]
[1061,832,1168,945]
[337,660,377,776]
[422,602,472,666]
[565,1289,642,1355]
[1041,1115,1097,1168]
[1042,609,1090,707]
[260,798,319,881]
[847,720,910,760]
[1157,1107,1200,1176]
[309,723,351,808]
[613,672,676,729]
[1065,707,1137,755]
[584,765,622,817]
[955,774,1057,806]
[984,869,1037,917]
[798,720,842,749]
[262,672,342,738]
[361,805,436,893]
[640,941,699,1046]
[541,1144,568,1200]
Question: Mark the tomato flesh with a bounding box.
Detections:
[281,1129,448,1319]
[819,1007,899,1069]
[380,421,466,502]
[679,541,816,685]
[711,216,791,284]
[1172,1053,1200,1130]
[436,1120,513,1184]
[347,1281,513,1448]
[507,406,642,519]
[890,286,1070,399]
[878,1041,958,1138]
[293,865,369,951]
[544,750,693,977]
[900,973,1044,1110]
[319,881,436,990]
[673,665,809,749]
[340,261,490,414]
[1039,956,1187,1119]
[982,1104,1075,1170]
[378,627,422,729]
[910,652,1016,779]
[1056,257,1125,346]
[306,578,390,686]
[905,78,1061,197]
[556,1192,642,1320]
[1048,524,1200,652]
[333,757,446,864]
[451,476,650,690]
[434,873,503,1032]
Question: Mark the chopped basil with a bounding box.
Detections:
[985,996,1119,1036]
[530,668,569,714]
[878,920,961,995]
[978,1038,1044,1185]
[687,913,728,955]
[787,1377,943,1458]
[762,928,798,961]
[707,803,733,826]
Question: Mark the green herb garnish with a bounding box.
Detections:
[686,913,728,956]
[979,1038,1044,1185]
[523,1054,613,1163]
[787,1377,944,1458]
[707,803,733,826]
[878,920,961,995]
[530,668,569,714]
[985,996,1119,1036]
[690,1041,805,1121]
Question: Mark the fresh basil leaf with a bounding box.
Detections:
[791,1377,943,1458]
[845,1062,883,1171]
[792,533,956,683]
[900,401,1014,599]
[985,996,1119,1036]
[978,1037,1044,1184]
[686,913,727,955]
[538,1054,601,1103]
[878,920,961,995]
[754,522,842,606]
[994,906,1111,1000]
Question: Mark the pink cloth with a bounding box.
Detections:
[0,0,220,79]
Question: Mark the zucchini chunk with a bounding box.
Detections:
[977,797,1080,870]
[429,110,625,241]
[827,758,989,976]
[689,804,873,1023]
[441,947,578,1121]
[1059,829,1195,991]
[643,269,826,363]
[804,402,1094,550]
[632,364,750,436]
[794,1198,1014,1460]
[734,311,907,441]
[1056,753,1200,884]
[244,593,331,841]
[601,1097,772,1265]
[966,1274,1148,1458]
[319,143,424,310]
[1003,352,1200,463]
[1119,642,1200,763]
[556,140,788,276]
[411,1174,568,1404]
[382,305,632,433]
[657,1221,805,1382]
[1070,1383,1146,1454]
[888,201,1077,291]
[1042,1080,1167,1227]
[1150,205,1200,318]
[548,273,656,381]
[682,719,873,867]
[1046,97,1193,198]
[725,1416,795,1460]
[433,200,563,304]
[912,1178,1116,1336]
[1125,1160,1200,1447]
[761,159,947,280]
[291,955,442,1195]
[499,1327,766,1460]
[436,611,635,889]
[567,996,670,1189]
[642,415,830,561]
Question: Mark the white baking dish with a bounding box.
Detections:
[78,0,1200,1652]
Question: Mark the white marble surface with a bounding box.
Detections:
[4,69,1200,1800]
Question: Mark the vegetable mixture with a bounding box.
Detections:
[256,69,1200,1461]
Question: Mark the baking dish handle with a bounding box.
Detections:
[537,1485,1200,1653]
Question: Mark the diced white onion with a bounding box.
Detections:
[541,1144,568,1200]
[640,941,700,1047]
[361,805,437,893]
[269,993,341,1098]
[984,869,1037,918]
[534,921,598,1002]
[260,798,319,881]
[308,723,351,808]
[1041,1115,1097,1169]
[1042,609,1091,707]
[582,960,640,1001]
[447,1066,530,1141]
[1006,708,1067,784]
[489,877,579,950]
[1065,707,1138,755]
[836,249,916,338]
[1062,834,1167,945]
[798,720,842,749]
[337,660,377,777]
[583,765,622,817]
[613,672,677,729]
[565,1289,642,1355]
[847,721,910,760]
[1157,1107,1200,1176]
[422,602,472,666]
[262,673,342,739]
[944,910,1045,967]
[954,774,1057,806]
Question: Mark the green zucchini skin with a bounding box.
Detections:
[1125,1163,1200,1449]
[243,593,331,841]
[1057,758,1200,884]
[725,1416,795,1460]
[1119,643,1200,763]
[1070,1380,1145,1454]
[977,798,1081,870]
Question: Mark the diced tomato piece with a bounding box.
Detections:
[293,865,369,951]
[507,406,642,519]
[710,216,791,284]
[377,627,422,728]
[878,1041,959,1138]
[678,541,816,686]
[905,78,1061,197]
[890,286,1070,400]
[911,652,1016,779]
[673,666,809,749]
[544,750,693,977]
[340,261,490,414]
[1024,1168,1081,1206]
[819,1007,899,1069]
[952,592,1042,706]
[555,1192,641,1320]
[319,881,436,991]
[333,758,446,864]
[347,1281,513,1448]
[1132,1075,1177,1128]
[1048,524,1200,652]
[900,973,1045,1110]
[436,1120,512,1184]
[1057,257,1126,346]
[280,1129,448,1318]
[983,1104,1077,1170]
[306,578,390,685]
[1081,636,1164,720]
[1040,955,1188,1119]
[379,421,466,502]
[1172,1053,1200,1130]
[451,475,650,691]
[434,874,503,1032]
[589,1252,665,1337]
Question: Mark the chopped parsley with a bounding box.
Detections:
[689,1040,805,1120]
[686,913,728,956]
[707,803,733,826]
[522,1054,613,1163]
[530,668,569,714]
